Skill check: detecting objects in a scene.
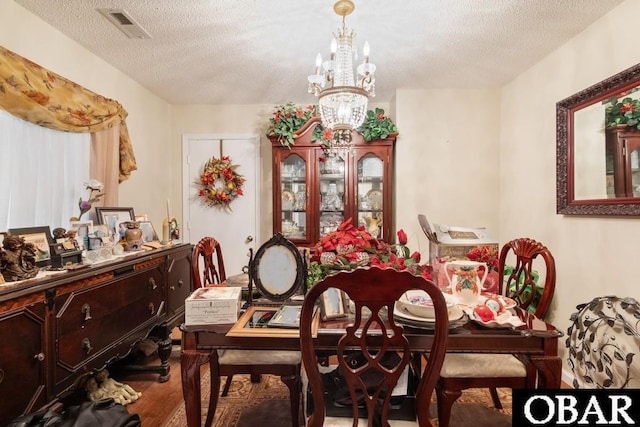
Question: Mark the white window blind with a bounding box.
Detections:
[0,110,90,231]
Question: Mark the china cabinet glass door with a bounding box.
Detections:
[280,153,307,240]
[630,146,640,196]
[270,118,396,245]
[318,153,346,237]
[356,153,384,239]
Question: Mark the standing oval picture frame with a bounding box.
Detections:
[250,233,305,302]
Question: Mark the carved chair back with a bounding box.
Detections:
[192,236,227,288]
[301,267,449,427]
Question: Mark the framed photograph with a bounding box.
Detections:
[138,221,159,242]
[320,287,348,320]
[267,305,303,329]
[95,207,135,236]
[92,224,111,239]
[8,226,54,267]
[70,220,93,234]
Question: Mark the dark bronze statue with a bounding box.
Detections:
[0,235,40,282]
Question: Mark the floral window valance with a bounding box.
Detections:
[0,45,137,182]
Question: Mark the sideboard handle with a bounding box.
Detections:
[81,338,93,355]
[149,277,157,290]
[34,352,45,362]
[81,303,92,321]
[148,302,155,315]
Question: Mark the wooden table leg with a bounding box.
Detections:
[530,355,562,388]
[181,349,212,427]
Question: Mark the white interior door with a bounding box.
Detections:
[182,134,260,276]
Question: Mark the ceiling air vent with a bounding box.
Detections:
[97,8,151,39]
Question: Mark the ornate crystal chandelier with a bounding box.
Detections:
[307,0,376,133]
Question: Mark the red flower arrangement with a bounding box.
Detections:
[464,245,500,293]
[465,245,499,271]
[307,218,432,285]
[197,155,245,210]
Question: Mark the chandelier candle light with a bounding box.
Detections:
[308,0,376,133]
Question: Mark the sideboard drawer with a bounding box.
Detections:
[54,264,163,388]
[0,303,47,425]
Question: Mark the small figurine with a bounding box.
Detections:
[64,229,79,249]
[0,235,39,282]
[85,377,109,402]
[169,217,180,241]
[52,227,67,241]
[92,369,141,405]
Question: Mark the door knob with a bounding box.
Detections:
[246,235,254,242]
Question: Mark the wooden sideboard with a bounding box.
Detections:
[0,243,193,424]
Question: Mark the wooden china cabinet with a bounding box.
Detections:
[269,117,397,246]
[605,125,640,198]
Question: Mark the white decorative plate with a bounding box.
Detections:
[394,304,464,323]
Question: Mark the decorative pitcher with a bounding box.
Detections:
[443,260,488,304]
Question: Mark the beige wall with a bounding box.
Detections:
[500,0,640,378]
[1,1,172,228]
[393,89,502,259]
[4,0,639,381]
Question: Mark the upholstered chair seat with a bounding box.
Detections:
[440,354,527,378]
[217,349,301,365]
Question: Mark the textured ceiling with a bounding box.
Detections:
[14,0,624,105]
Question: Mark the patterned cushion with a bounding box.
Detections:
[217,349,301,365]
[440,353,526,378]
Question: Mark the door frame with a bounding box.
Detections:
[181,133,261,245]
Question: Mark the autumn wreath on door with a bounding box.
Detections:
[197,155,245,211]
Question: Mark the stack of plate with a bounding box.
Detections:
[393,303,466,330]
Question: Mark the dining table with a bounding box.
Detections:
[180,299,563,427]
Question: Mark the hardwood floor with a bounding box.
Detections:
[110,333,186,425]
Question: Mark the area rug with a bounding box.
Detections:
[163,371,512,426]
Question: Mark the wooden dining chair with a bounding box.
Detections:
[201,234,303,427]
[436,237,556,427]
[191,236,241,397]
[301,267,449,427]
[192,236,227,289]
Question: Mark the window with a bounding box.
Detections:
[0,110,90,231]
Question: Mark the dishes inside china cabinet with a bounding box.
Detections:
[321,183,343,211]
[366,189,383,210]
[282,190,294,210]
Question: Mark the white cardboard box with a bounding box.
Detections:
[418,214,498,264]
[184,286,242,325]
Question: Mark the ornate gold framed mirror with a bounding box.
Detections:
[557,63,640,215]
